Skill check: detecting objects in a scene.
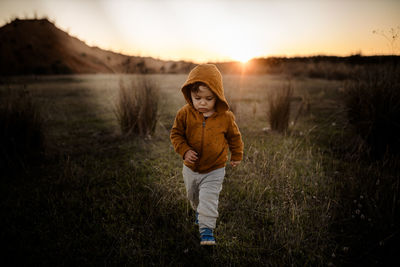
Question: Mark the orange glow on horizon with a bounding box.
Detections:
[1,0,399,63]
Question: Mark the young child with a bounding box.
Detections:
[170,64,244,245]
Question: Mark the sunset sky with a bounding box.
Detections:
[1,0,399,63]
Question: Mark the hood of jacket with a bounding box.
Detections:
[181,64,229,113]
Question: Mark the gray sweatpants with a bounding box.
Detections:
[182,165,225,230]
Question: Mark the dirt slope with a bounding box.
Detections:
[0,18,194,75]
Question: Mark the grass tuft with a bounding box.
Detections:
[0,88,45,171]
[267,83,293,133]
[115,76,159,137]
[344,65,400,158]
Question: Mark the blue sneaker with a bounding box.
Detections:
[195,212,199,225]
[200,228,216,245]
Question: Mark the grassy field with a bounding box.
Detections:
[1,72,398,266]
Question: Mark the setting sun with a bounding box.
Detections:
[222,40,265,63]
[231,52,253,63]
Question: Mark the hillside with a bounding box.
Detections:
[0,18,194,75]
[1,18,398,77]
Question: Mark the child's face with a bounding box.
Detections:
[191,85,216,114]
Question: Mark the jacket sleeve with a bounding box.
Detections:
[226,112,244,161]
[170,108,192,159]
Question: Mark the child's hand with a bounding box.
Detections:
[184,150,198,164]
[230,161,241,167]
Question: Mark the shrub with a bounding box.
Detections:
[0,88,45,171]
[115,76,159,136]
[344,65,400,158]
[267,84,293,133]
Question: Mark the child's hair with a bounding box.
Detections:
[190,82,208,93]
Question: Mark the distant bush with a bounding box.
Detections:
[267,84,293,133]
[0,88,45,171]
[344,65,400,158]
[115,77,159,136]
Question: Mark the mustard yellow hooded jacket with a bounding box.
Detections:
[170,64,244,173]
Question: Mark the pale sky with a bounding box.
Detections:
[1,0,399,63]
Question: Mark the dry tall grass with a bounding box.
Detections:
[0,88,45,171]
[267,84,293,133]
[344,65,400,158]
[115,77,159,136]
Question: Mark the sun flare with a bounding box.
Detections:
[234,54,252,63]
[229,48,255,63]
[226,42,264,64]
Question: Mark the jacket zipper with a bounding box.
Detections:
[195,117,206,172]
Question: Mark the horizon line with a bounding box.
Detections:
[2,17,399,64]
